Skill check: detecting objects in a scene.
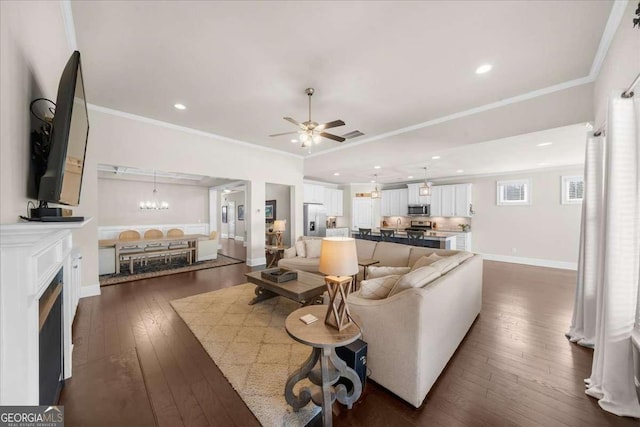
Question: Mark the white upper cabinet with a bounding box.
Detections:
[324,188,344,217]
[381,189,408,216]
[407,183,420,205]
[429,183,472,217]
[304,183,326,205]
[454,183,472,217]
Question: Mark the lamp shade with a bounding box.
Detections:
[319,237,359,277]
[273,220,286,232]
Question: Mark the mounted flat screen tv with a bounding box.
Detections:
[34,51,89,207]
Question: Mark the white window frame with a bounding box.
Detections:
[562,175,584,205]
[496,179,531,206]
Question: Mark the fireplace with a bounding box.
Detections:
[39,269,64,404]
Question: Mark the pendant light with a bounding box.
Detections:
[371,174,381,199]
[419,167,431,197]
[139,171,169,210]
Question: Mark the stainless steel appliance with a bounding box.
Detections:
[407,205,430,216]
[405,220,433,232]
[303,203,327,237]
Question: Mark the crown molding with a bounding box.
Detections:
[87,104,304,159]
[588,0,628,79]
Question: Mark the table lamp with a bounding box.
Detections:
[319,237,359,331]
[273,220,286,246]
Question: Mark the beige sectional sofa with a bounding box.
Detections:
[278,236,483,408]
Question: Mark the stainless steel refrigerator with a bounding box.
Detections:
[303,203,327,237]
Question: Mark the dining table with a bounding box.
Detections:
[98,234,206,274]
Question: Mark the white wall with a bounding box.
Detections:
[0,1,100,290]
[437,167,583,267]
[594,0,640,126]
[89,108,304,268]
[97,178,209,225]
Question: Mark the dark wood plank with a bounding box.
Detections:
[59,242,639,427]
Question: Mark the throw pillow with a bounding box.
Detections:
[428,258,459,274]
[295,239,306,258]
[388,266,441,297]
[305,239,322,258]
[283,246,297,259]
[359,275,401,300]
[367,266,410,279]
[411,253,444,271]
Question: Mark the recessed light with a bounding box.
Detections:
[538,162,550,166]
[333,172,340,176]
[370,180,376,183]
[456,169,464,173]
[475,64,492,74]
[407,176,414,179]
[432,156,441,160]
[374,165,381,169]
[174,103,186,110]
[291,139,298,143]
[537,142,553,147]
[223,189,231,193]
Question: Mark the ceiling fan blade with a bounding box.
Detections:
[284,117,306,129]
[269,131,299,137]
[316,120,345,131]
[320,132,346,143]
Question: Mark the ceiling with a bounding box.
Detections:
[72,1,613,163]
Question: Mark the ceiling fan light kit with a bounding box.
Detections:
[269,88,364,149]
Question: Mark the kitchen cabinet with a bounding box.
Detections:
[324,188,344,217]
[352,197,373,230]
[381,189,408,216]
[326,227,350,237]
[454,183,472,217]
[304,184,325,204]
[443,231,472,251]
[406,183,430,205]
[430,184,473,217]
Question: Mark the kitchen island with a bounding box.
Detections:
[352,229,456,249]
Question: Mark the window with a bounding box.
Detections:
[562,175,584,204]
[497,179,531,205]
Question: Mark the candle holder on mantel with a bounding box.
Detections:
[273,220,286,246]
[319,237,359,331]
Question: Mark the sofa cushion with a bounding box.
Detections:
[428,258,459,274]
[408,247,436,267]
[388,266,441,297]
[372,242,412,267]
[359,275,400,300]
[295,240,306,258]
[305,239,322,258]
[410,253,444,271]
[355,238,377,260]
[448,251,474,264]
[367,266,411,279]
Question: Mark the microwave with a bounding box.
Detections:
[407,205,430,216]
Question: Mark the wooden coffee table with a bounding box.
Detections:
[245,269,326,306]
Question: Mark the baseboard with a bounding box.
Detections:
[79,283,102,298]
[479,253,577,270]
[234,236,245,242]
[246,257,266,267]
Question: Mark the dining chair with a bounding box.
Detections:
[358,228,372,239]
[380,229,395,241]
[166,228,191,263]
[143,229,166,265]
[407,230,425,246]
[118,230,143,274]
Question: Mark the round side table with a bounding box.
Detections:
[285,306,363,427]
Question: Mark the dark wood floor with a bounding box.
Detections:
[60,242,638,426]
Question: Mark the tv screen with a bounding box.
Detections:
[37,51,89,206]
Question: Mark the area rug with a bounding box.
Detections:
[170,283,321,426]
[99,254,244,286]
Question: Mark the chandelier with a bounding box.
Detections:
[419,167,432,196]
[139,171,169,210]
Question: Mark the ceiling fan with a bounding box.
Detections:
[270,88,361,147]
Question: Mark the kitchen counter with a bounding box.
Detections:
[352,229,455,249]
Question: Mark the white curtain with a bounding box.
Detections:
[568,91,640,418]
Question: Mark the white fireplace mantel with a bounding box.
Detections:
[0,219,91,404]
